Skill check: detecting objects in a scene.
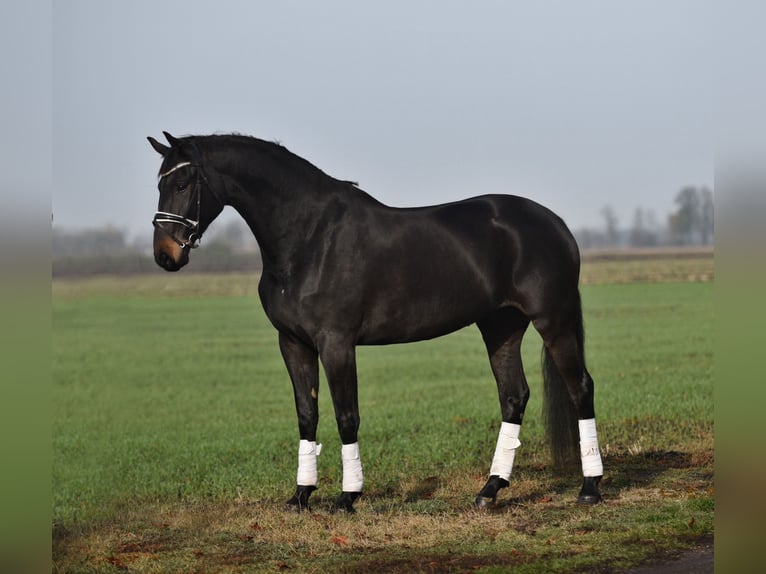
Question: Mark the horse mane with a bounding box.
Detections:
[193,133,360,189]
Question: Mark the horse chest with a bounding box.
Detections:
[259,276,299,327]
[258,273,351,338]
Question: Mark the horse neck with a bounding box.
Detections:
[210,144,358,272]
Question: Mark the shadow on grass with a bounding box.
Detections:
[474,448,713,514]
[284,448,713,522]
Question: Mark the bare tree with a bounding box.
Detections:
[699,186,714,245]
[600,205,619,246]
[668,186,712,245]
[629,207,657,247]
[668,187,700,244]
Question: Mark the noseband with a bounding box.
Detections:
[152,161,209,250]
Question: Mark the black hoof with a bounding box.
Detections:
[333,491,361,513]
[286,485,316,512]
[577,492,602,505]
[474,495,496,509]
[577,476,602,505]
[474,475,509,509]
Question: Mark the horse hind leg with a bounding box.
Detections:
[475,307,530,508]
[535,307,604,504]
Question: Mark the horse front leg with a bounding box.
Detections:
[318,335,363,513]
[279,332,320,511]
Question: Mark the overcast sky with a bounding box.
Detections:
[49,1,713,241]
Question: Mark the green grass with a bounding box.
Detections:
[52,273,713,572]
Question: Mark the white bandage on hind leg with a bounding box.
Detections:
[489,422,522,481]
[296,440,322,486]
[578,418,603,477]
[341,442,364,492]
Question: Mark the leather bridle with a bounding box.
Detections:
[152,159,221,250]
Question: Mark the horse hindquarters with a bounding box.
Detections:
[474,200,603,505]
[536,291,603,504]
[510,200,603,504]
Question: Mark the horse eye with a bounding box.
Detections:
[176,181,189,192]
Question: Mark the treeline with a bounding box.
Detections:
[52,221,261,277]
[575,186,713,250]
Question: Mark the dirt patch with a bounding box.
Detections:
[337,549,531,573]
[621,535,713,573]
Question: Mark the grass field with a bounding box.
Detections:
[52,254,713,573]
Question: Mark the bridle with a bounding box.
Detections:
[152,159,220,250]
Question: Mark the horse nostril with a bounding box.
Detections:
[155,250,179,271]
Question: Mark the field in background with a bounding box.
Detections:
[52,252,713,573]
[580,246,714,284]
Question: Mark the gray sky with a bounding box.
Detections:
[51,1,713,241]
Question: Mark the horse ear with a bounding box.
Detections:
[147,136,170,157]
[163,131,183,148]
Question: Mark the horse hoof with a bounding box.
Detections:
[333,491,360,513]
[286,485,316,512]
[576,492,602,505]
[474,495,496,509]
[577,476,602,505]
[285,496,310,512]
[332,503,356,514]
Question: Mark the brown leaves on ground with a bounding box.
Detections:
[330,534,350,547]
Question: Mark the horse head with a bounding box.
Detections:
[147,132,224,271]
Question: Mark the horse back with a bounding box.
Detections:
[350,194,579,343]
[260,192,579,345]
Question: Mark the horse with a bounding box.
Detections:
[148,131,604,512]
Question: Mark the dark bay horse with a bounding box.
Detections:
[148,132,604,512]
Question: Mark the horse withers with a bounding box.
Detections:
[148,131,603,512]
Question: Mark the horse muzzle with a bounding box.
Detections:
[154,233,190,272]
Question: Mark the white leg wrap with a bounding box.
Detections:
[297,440,322,486]
[578,418,603,477]
[489,422,522,481]
[341,442,364,492]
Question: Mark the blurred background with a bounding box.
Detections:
[46,1,714,276]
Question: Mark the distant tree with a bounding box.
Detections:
[699,186,714,244]
[52,226,128,258]
[600,205,619,246]
[677,186,701,244]
[668,186,712,245]
[645,209,659,233]
[629,207,657,247]
[575,227,601,250]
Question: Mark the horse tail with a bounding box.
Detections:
[541,291,585,469]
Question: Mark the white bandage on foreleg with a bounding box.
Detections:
[489,422,522,481]
[296,440,322,486]
[341,442,364,492]
[578,418,603,477]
